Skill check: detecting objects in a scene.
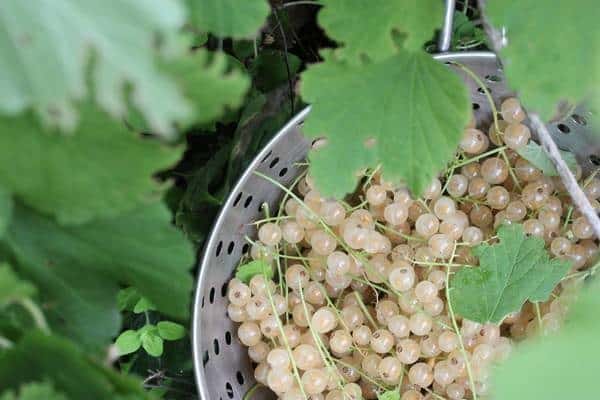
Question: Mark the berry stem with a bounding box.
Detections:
[353,291,378,330]
[262,264,308,400]
[297,283,346,390]
[242,383,263,400]
[444,245,478,400]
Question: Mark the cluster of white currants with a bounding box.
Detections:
[226,97,599,400]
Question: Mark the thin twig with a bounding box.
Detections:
[530,114,600,239]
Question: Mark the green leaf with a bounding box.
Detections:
[0,186,12,238]
[157,321,186,341]
[115,330,142,356]
[449,224,571,324]
[165,50,250,126]
[0,263,36,308]
[0,103,183,225]
[0,382,68,400]
[5,202,193,348]
[377,389,400,400]
[0,332,147,399]
[141,330,164,357]
[492,279,600,399]
[235,260,274,284]
[0,0,190,137]
[300,50,471,198]
[187,0,270,38]
[485,0,600,120]
[317,0,443,61]
[117,287,142,312]
[133,297,156,314]
[516,141,579,176]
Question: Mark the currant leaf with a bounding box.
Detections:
[317,0,443,62]
[492,279,600,399]
[0,0,190,137]
[485,0,600,120]
[165,50,250,127]
[187,0,270,38]
[0,103,183,225]
[516,141,578,176]
[235,260,274,284]
[5,202,194,347]
[449,224,571,324]
[0,382,68,400]
[0,185,12,238]
[300,50,470,198]
[0,332,147,398]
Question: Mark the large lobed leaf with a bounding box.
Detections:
[0,382,68,400]
[187,0,270,38]
[485,0,600,120]
[0,104,183,225]
[318,0,443,62]
[0,0,192,137]
[4,203,194,348]
[300,50,471,198]
[165,49,251,127]
[0,332,148,399]
[449,224,571,324]
[492,278,600,399]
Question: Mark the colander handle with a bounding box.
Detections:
[438,0,456,52]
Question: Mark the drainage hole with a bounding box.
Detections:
[236,371,245,385]
[485,74,502,82]
[571,114,587,126]
[557,123,571,134]
[261,150,273,163]
[233,192,243,207]
[269,157,280,169]
[225,382,234,399]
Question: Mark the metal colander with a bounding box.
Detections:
[192,1,598,399]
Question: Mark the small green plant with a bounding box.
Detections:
[115,288,186,358]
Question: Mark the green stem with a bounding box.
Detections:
[444,245,478,400]
[298,284,346,390]
[452,146,506,169]
[534,302,543,331]
[451,62,501,133]
[243,383,262,400]
[354,291,378,330]
[20,298,50,334]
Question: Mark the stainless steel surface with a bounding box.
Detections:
[438,0,456,52]
[192,8,598,400]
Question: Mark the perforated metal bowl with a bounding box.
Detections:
[192,7,598,400]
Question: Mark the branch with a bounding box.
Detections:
[529,114,600,239]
